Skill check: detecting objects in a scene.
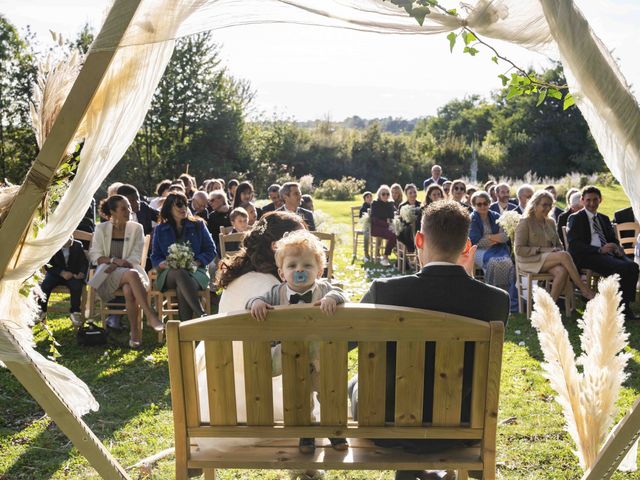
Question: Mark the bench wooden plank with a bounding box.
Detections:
[319,341,348,426]
[357,342,387,426]
[180,341,200,428]
[471,342,490,429]
[482,323,504,479]
[188,425,484,439]
[188,437,483,470]
[204,341,237,425]
[395,341,425,426]
[242,341,274,425]
[432,341,465,426]
[281,341,312,425]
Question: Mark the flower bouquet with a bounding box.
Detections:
[391,216,403,235]
[359,212,371,235]
[497,210,522,241]
[166,241,197,272]
[399,204,421,225]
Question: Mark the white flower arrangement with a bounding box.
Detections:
[399,204,421,224]
[166,241,197,272]
[496,210,522,241]
[358,212,371,234]
[391,217,403,236]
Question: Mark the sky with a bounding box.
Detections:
[1,0,638,121]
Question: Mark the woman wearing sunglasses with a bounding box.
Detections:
[369,185,397,266]
[469,191,517,311]
[151,193,216,321]
[450,179,473,213]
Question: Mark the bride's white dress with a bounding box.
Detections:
[196,271,282,424]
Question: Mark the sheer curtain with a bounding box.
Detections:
[1,0,638,419]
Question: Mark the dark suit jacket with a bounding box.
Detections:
[136,201,160,236]
[276,205,316,231]
[360,264,509,424]
[567,209,619,267]
[46,240,89,276]
[557,208,576,247]
[260,202,277,217]
[423,176,447,190]
[489,201,516,214]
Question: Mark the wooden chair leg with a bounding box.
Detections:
[203,467,216,479]
[526,277,533,320]
[517,274,524,314]
[457,470,469,480]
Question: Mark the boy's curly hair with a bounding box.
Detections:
[274,230,326,272]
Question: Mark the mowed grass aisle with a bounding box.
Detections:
[1,187,640,479]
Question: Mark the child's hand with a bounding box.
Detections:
[250,299,273,321]
[316,297,338,315]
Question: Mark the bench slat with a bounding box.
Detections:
[432,341,465,426]
[319,341,348,426]
[395,341,425,426]
[181,341,201,428]
[282,341,312,425]
[471,342,490,429]
[243,341,274,425]
[357,342,387,426]
[204,341,237,425]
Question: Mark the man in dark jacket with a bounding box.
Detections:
[38,236,89,326]
[116,184,159,236]
[260,184,283,216]
[567,186,639,320]
[351,201,509,480]
[276,182,316,231]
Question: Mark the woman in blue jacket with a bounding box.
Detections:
[151,192,216,320]
[469,191,516,310]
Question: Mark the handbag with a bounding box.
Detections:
[77,321,108,346]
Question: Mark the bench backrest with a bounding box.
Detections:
[167,304,503,451]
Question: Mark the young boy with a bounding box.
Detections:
[38,234,89,327]
[247,230,349,454]
[229,207,250,233]
[359,191,373,261]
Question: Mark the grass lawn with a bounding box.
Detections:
[1,185,639,479]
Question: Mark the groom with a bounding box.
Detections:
[354,200,510,480]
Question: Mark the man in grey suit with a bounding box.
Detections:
[276,181,316,231]
[352,201,510,480]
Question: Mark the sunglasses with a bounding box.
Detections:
[474,202,489,207]
[174,200,187,208]
[453,186,466,191]
[380,193,390,197]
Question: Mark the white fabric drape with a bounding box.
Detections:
[1,0,638,421]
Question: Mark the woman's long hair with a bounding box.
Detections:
[160,192,204,233]
[232,181,254,210]
[216,211,305,289]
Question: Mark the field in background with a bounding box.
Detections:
[1,185,638,479]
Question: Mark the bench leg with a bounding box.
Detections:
[203,468,216,479]
[457,470,469,480]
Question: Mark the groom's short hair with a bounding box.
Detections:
[421,200,470,256]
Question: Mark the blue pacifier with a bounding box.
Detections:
[293,271,308,284]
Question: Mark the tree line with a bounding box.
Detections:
[0,17,605,198]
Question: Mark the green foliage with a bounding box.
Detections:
[315,176,366,200]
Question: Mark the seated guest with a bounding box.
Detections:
[227,178,239,205]
[390,183,403,209]
[206,190,231,255]
[557,192,583,248]
[369,185,397,267]
[351,201,509,480]
[488,184,497,203]
[397,183,421,252]
[169,183,186,194]
[567,186,639,320]
[107,182,123,197]
[151,193,216,321]
[232,181,262,219]
[301,194,314,212]
[149,179,171,210]
[424,184,444,206]
[75,198,96,249]
[204,179,224,194]
[190,191,210,221]
[277,182,316,231]
[450,179,472,213]
[359,191,373,217]
[442,180,452,198]
[515,190,594,304]
[614,206,636,256]
[230,207,250,233]
[466,185,477,202]
[240,202,258,226]
[490,182,517,214]
[514,184,534,214]
[179,173,196,199]
[37,234,89,326]
[422,164,447,190]
[484,180,496,195]
[544,185,564,221]
[116,184,159,237]
[90,196,163,348]
[260,184,283,215]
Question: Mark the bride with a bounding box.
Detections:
[196,211,305,423]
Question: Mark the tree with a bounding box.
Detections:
[0,16,37,182]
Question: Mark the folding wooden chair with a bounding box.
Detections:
[562,226,599,291]
[615,221,640,257]
[515,260,572,319]
[219,231,246,259]
[312,231,336,280]
[149,270,212,327]
[350,206,368,260]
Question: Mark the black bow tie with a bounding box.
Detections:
[289,291,313,304]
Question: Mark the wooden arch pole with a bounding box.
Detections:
[0,0,143,478]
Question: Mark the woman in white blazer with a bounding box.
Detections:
[89,195,163,348]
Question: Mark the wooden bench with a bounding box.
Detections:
[167,305,504,479]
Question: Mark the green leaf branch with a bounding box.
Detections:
[387,0,574,109]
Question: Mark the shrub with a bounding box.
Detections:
[315,176,366,201]
[299,174,315,194]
